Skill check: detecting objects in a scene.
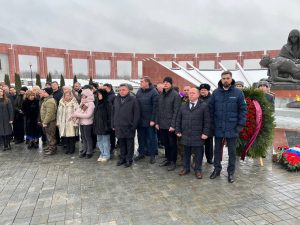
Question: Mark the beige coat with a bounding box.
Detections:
[57,97,79,137]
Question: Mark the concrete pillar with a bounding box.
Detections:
[43,55,48,78]
[37,51,44,77]
[131,56,138,79]
[88,54,95,79]
[8,48,15,78]
[14,51,20,74]
[110,55,117,79]
[214,56,220,69]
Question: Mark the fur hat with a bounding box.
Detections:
[199,83,211,91]
[163,76,173,85]
[43,87,53,96]
[20,86,28,92]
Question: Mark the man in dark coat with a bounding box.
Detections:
[176,87,210,179]
[209,71,247,183]
[156,76,181,171]
[104,83,117,159]
[134,76,159,164]
[199,83,213,164]
[112,83,140,167]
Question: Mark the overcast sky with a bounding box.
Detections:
[1,0,300,54]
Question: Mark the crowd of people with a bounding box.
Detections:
[0,71,275,182]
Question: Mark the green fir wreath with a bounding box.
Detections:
[236,87,276,158]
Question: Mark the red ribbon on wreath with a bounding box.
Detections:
[240,99,263,160]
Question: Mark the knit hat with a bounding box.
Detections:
[235,81,244,87]
[20,86,28,92]
[43,87,53,96]
[199,83,211,91]
[258,80,270,88]
[163,76,173,85]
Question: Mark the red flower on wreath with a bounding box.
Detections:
[240,98,257,140]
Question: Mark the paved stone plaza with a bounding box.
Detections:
[0,142,299,225]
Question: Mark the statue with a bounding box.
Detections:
[260,56,300,83]
[279,29,300,63]
[260,29,300,83]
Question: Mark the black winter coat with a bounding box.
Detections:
[22,99,42,139]
[112,94,140,138]
[176,99,210,147]
[0,99,13,136]
[53,89,63,106]
[156,88,181,129]
[209,80,247,138]
[136,85,159,127]
[93,100,112,135]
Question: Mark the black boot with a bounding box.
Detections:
[27,140,34,149]
[33,140,39,149]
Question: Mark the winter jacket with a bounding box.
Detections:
[176,99,210,147]
[107,90,116,104]
[52,89,63,106]
[40,96,57,125]
[0,99,13,136]
[112,94,140,138]
[93,89,112,135]
[72,89,95,125]
[57,97,79,137]
[209,80,247,138]
[22,99,41,138]
[156,88,181,129]
[136,85,159,127]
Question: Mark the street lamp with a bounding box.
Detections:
[29,62,33,87]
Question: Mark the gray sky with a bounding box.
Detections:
[1,0,300,54]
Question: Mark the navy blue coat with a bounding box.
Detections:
[209,80,247,138]
[136,85,159,127]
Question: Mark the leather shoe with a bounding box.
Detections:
[124,162,132,168]
[149,157,155,164]
[195,172,203,179]
[134,154,145,161]
[79,153,86,158]
[228,174,235,183]
[86,154,93,159]
[167,162,176,171]
[116,160,126,166]
[210,170,220,179]
[179,169,190,176]
[207,160,213,164]
[159,160,171,167]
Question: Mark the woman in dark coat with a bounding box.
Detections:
[22,91,42,149]
[93,89,112,162]
[0,88,14,150]
[13,87,28,144]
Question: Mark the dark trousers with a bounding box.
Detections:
[13,115,24,141]
[64,136,76,153]
[80,125,93,155]
[110,130,116,151]
[137,126,157,158]
[119,138,134,163]
[214,137,237,175]
[184,145,204,172]
[1,135,11,148]
[204,137,213,162]
[55,127,61,144]
[160,129,177,163]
